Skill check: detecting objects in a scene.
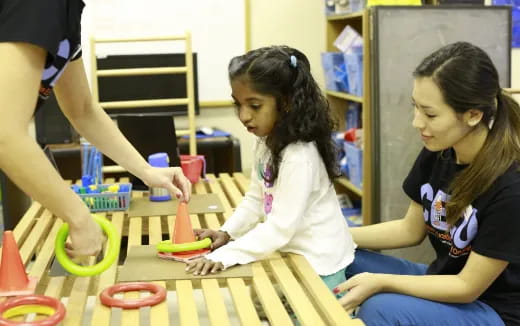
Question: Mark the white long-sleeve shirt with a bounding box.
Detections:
[206,140,356,276]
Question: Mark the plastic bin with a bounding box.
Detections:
[72,183,132,212]
[343,141,363,189]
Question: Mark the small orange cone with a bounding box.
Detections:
[158,202,209,262]
[0,231,38,296]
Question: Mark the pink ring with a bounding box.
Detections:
[0,295,65,326]
[99,282,167,309]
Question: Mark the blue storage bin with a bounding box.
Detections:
[345,102,361,130]
[343,141,363,189]
[344,51,363,96]
[321,52,349,92]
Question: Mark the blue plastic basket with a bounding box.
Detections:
[72,183,132,212]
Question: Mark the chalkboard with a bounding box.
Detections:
[371,6,511,225]
[80,0,247,105]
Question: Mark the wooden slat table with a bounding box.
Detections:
[5,173,364,325]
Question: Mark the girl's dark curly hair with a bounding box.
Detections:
[228,45,340,184]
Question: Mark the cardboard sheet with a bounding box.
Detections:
[117,245,253,282]
[127,193,224,217]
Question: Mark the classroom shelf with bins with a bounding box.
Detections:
[326,9,373,225]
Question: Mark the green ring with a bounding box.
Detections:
[156,238,212,253]
[55,214,120,277]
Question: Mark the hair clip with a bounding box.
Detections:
[488,117,495,130]
[290,55,297,68]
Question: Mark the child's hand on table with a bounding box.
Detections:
[193,229,231,250]
[185,257,224,276]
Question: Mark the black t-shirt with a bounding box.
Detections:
[403,148,520,326]
[0,0,85,110]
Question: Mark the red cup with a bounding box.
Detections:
[180,155,205,184]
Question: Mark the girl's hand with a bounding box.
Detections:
[185,257,224,276]
[336,272,384,311]
[193,229,231,250]
[142,166,192,202]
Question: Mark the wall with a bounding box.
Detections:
[173,0,326,174]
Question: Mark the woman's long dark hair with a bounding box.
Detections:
[228,45,339,183]
[414,42,520,225]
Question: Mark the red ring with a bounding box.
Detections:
[0,295,65,326]
[99,282,167,309]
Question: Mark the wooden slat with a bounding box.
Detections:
[44,276,65,298]
[100,98,189,109]
[19,210,54,264]
[121,216,142,326]
[232,172,250,195]
[218,173,243,208]
[148,216,170,326]
[194,182,221,229]
[251,263,293,325]
[201,279,231,326]
[12,202,43,246]
[205,174,233,214]
[28,219,63,279]
[267,257,325,326]
[64,272,92,326]
[90,212,125,326]
[94,35,186,43]
[227,278,261,326]
[97,66,187,77]
[176,280,200,326]
[197,179,260,324]
[288,254,361,325]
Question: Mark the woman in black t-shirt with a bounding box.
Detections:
[0,0,191,258]
[335,42,520,326]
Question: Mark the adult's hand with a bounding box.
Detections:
[142,166,192,202]
[65,214,105,258]
[336,272,384,311]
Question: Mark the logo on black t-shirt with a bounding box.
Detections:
[421,183,479,258]
[37,38,81,107]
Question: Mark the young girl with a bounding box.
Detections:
[335,42,520,326]
[186,45,356,294]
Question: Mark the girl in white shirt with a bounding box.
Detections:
[186,45,356,295]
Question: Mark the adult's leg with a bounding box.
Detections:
[345,249,428,278]
[357,292,504,326]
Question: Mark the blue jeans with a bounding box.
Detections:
[345,249,505,326]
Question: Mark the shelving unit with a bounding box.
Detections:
[326,10,372,225]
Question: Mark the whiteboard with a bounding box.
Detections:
[81,0,247,104]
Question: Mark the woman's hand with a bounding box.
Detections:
[185,257,224,276]
[336,272,384,311]
[142,166,192,202]
[193,229,231,250]
[66,214,105,258]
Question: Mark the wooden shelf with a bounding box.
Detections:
[327,12,364,21]
[335,177,362,197]
[326,90,363,103]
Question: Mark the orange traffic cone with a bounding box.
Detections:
[0,231,38,296]
[158,202,209,262]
